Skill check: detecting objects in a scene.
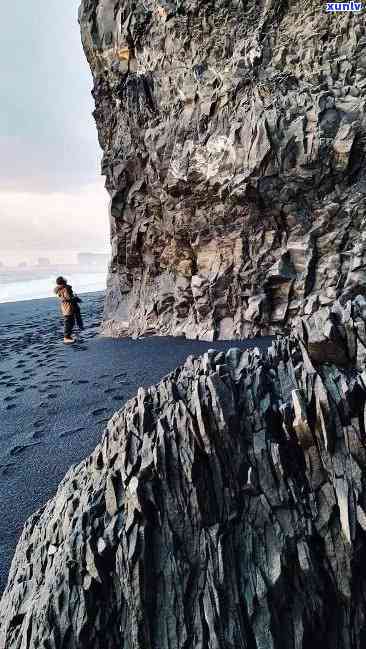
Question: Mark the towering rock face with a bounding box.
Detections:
[1,297,366,648]
[79,0,366,340]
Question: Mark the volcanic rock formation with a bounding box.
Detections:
[79,0,366,339]
[1,296,366,648]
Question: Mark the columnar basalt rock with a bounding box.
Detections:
[1,298,366,648]
[79,0,366,339]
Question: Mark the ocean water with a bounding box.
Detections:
[0,272,107,304]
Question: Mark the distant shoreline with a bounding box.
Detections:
[0,273,107,305]
[0,266,107,277]
[0,289,105,308]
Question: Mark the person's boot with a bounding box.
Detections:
[63,336,74,344]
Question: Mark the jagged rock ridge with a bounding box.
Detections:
[79,0,366,339]
[1,297,366,648]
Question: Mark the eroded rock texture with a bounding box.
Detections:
[2,297,366,648]
[79,0,366,339]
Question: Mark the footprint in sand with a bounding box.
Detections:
[10,442,41,456]
[92,408,108,416]
[32,430,45,440]
[59,427,85,439]
[1,463,16,476]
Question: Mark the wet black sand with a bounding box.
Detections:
[0,292,273,593]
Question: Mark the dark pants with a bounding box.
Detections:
[74,306,84,330]
[64,315,75,338]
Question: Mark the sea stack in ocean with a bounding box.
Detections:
[79,0,366,340]
[1,296,366,648]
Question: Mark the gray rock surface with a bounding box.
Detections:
[79,0,366,339]
[1,297,366,648]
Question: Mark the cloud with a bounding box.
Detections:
[0,181,110,253]
[0,1,110,259]
[0,135,102,193]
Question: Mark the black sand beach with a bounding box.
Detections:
[0,292,273,593]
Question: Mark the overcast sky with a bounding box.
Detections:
[0,1,109,264]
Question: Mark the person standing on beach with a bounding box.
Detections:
[54,276,81,344]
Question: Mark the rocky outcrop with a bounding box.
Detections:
[2,297,366,648]
[79,0,366,339]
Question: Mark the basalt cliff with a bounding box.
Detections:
[79,0,366,340]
